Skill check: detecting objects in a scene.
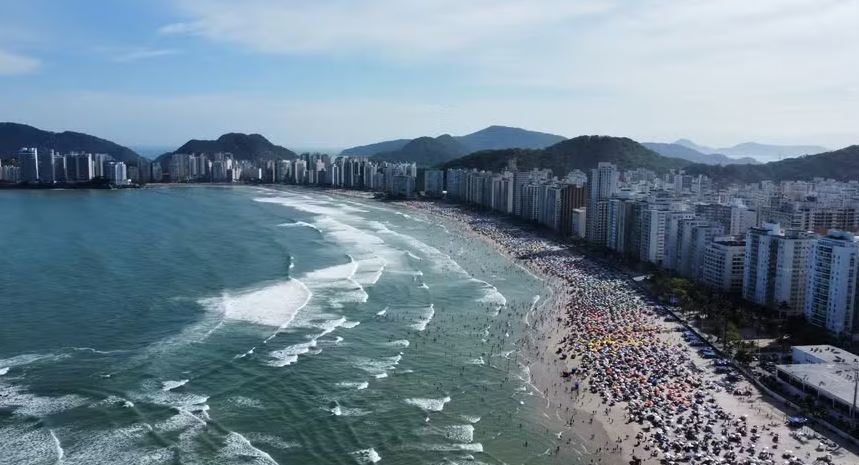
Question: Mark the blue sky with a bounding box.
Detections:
[0,0,857,151]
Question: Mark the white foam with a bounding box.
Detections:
[404,396,451,412]
[411,305,435,331]
[385,339,410,348]
[341,320,361,329]
[220,432,280,465]
[303,257,369,305]
[336,381,369,390]
[49,429,63,462]
[0,352,69,369]
[466,357,485,366]
[277,221,321,233]
[199,278,312,328]
[268,340,316,367]
[161,379,189,391]
[406,251,422,261]
[350,448,382,464]
[422,443,484,452]
[443,425,475,443]
[354,354,403,377]
[0,425,57,463]
[242,433,299,450]
[0,383,89,417]
[472,279,508,307]
[330,402,372,417]
[230,396,265,409]
[460,415,481,424]
[268,315,351,367]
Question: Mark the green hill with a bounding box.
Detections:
[685,145,859,183]
[443,135,689,174]
[162,133,297,161]
[372,134,467,166]
[0,122,141,163]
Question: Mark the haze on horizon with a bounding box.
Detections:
[0,0,856,155]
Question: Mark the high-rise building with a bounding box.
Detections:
[423,169,445,197]
[586,162,618,245]
[18,147,39,183]
[702,236,747,293]
[37,149,56,184]
[804,230,859,337]
[743,223,815,315]
[559,182,587,236]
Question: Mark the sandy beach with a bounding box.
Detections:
[402,199,859,465]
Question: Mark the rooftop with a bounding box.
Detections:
[776,363,859,408]
[794,345,859,364]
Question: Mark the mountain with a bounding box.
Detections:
[0,122,141,163]
[443,135,689,174]
[372,134,468,166]
[642,142,758,165]
[685,145,859,183]
[340,126,566,165]
[162,133,297,161]
[457,125,566,152]
[674,139,827,161]
[341,139,411,157]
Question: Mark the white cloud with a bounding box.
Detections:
[0,49,40,75]
[113,48,180,63]
[160,0,616,55]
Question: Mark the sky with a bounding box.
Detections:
[0,0,857,151]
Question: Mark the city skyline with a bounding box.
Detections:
[0,0,857,150]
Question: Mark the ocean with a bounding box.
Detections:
[0,186,566,465]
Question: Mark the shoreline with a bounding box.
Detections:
[404,201,628,465]
[397,199,859,465]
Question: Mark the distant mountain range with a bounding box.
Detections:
[642,142,758,165]
[0,122,141,163]
[343,126,567,166]
[674,139,827,161]
[159,133,298,161]
[443,136,688,174]
[685,145,859,183]
[3,121,854,184]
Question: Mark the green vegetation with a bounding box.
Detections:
[165,133,297,161]
[442,135,689,174]
[0,122,142,164]
[686,145,859,183]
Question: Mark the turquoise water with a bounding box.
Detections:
[0,186,566,465]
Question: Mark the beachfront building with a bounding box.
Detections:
[663,211,697,271]
[775,345,859,416]
[391,174,416,199]
[743,223,816,316]
[572,208,587,239]
[639,204,673,265]
[607,195,638,255]
[0,162,20,183]
[423,169,444,197]
[804,230,859,338]
[18,147,39,183]
[701,236,746,293]
[586,162,619,245]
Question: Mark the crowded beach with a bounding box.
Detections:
[403,200,859,465]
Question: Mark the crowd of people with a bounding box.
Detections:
[404,201,849,465]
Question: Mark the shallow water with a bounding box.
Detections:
[0,186,573,464]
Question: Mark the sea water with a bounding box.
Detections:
[0,186,573,464]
